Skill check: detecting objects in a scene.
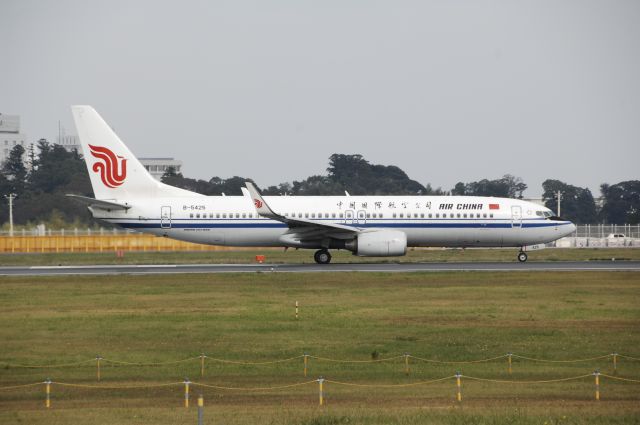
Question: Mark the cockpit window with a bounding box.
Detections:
[537,211,554,218]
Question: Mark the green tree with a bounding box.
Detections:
[541,179,598,223]
[30,141,89,194]
[454,174,527,198]
[600,180,640,224]
[1,144,27,194]
[324,154,433,195]
[451,182,466,196]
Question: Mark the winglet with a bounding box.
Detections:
[245,182,279,219]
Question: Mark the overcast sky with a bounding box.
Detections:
[1,0,638,197]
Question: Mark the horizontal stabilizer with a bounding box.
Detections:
[66,194,131,210]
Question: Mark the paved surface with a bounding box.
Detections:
[0,261,639,276]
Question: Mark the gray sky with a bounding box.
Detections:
[1,0,639,197]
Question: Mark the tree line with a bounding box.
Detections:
[0,143,638,227]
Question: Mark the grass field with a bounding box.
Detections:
[1,247,639,266]
[0,271,639,424]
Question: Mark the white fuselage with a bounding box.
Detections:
[95,195,576,250]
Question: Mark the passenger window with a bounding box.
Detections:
[435,213,439,218]
[463,213,467,218]
[311,213,315,218]
[298,213,302,218]
[366,213,371,218]
[420,213,424,218]
[242,213,246,218]
[305,213,309,218]
[196,213,200,218]
[332,213,336,218]
[216,213,220,218]
[339,213,344,218]
[236,213,240,218]
[483,213,487,218]
[393,213,397,218]
[379,213,383,218]
[490,213,494,218]
[248,213,252,218]
[399,213,404,218]
[190,213,194,218]
[456,213,461,218]
[428,213,432,218]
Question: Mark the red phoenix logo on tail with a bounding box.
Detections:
[254,199,263,208]
[88,144,127,188]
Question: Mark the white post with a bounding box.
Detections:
[5,194,16,237]
[556,191,562,217]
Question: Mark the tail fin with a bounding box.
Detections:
[71,105,198,200]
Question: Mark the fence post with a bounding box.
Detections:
[295,300,299,320]
[96,355,102,381]
[303,353,308,377]
[184,378,190,408]
[455,372,462,402]
[318,377,325,406]
[200,353,206,378]
[507,353,513,375]
[44,379,52,408]
[404,353,410,376]
[593,370,601,401]
[612,353,618,375]
[197,393,204,425]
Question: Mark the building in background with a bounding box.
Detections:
[56,134,81,153]
[56,122,81,153]
[0,114,27,164]
[139,157,183,180]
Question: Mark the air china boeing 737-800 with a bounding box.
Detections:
[68,105,576,264]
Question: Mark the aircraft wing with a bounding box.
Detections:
[66,194,132,211]
[244,182,360,240]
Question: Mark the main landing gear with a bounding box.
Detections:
[314,249,332,264]
[517,251,528,263]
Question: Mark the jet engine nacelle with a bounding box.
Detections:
[346,230,407,257]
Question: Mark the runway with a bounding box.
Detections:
[1,261,639,276]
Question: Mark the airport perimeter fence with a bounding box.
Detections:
[0,232,254,253]
[1,352,639,407]
[0,224,639,253]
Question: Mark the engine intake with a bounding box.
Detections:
[346,230,407,257]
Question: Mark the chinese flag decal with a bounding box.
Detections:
[489,204,500,210]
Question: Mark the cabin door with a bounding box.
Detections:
[161,206,172,229]
[511,205,522,228]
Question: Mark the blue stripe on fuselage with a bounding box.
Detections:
[111,220,571,230]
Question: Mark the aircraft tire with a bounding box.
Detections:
[314,249,332,264]
[517,252,528,263]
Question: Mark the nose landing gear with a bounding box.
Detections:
[314,249,332,264]
[517,251,528,263]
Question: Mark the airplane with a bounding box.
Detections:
[68,105,576,264]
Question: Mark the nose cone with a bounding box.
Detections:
[565,222,576,236]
